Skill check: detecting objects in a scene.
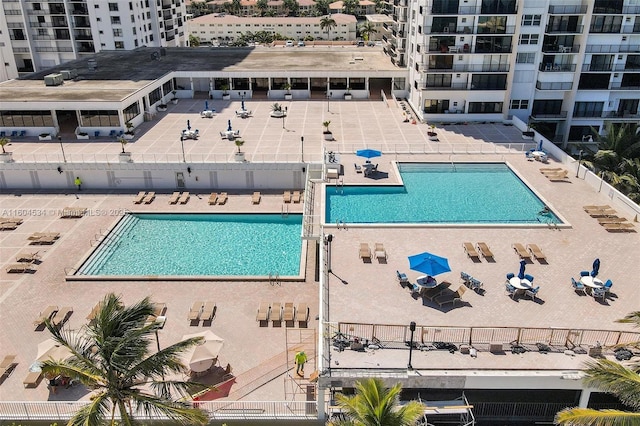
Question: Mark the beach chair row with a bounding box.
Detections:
[6,248,43,273]
[540,168,569,182]
[0,217,23,231]
[256,302,309,327]
[359,242,387,262]
[462,242,546,262]
[133,191,156,204]
[462,242,493,260]
[33,305,73,329]
[169,191,190,205]
[187,301,217,323]
[283,190,302,203]
[583,205,636,233]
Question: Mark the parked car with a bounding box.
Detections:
[285,40,295,47]
[298,40,305,47]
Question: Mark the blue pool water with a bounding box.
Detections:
[77,213,303,276]
[326,163,559,224]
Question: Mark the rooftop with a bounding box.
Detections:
[0,46,399,103]
[1,98,639,408]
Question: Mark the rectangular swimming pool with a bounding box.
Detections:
[75,213,303,277]
[326,163,559,224]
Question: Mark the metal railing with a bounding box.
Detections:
[0,401,317,421]
[332,322,640,352]
[536,81,573,90]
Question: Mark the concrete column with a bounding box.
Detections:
[578,388,593,408]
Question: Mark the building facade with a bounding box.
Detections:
[0,0,188,79]
[387,0,640,147]
[187,13,357,43]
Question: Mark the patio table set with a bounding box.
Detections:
[505,260,540,300]
[572,258,613,300]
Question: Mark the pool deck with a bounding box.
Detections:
[1,99,640,405]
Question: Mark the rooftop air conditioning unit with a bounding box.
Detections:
[60,69,78,80]
[44,73,64,86]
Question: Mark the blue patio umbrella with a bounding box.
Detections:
[518,260,526,279]
[356,148,382,159]
[227,119,232,132]
[408,251,451,277]
[241,100,245,111]
[205,100,209,111]
[187,119,191,131]
[591,258,600,277]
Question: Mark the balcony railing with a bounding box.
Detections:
[539,63,576,72]
[530,111,568,119]
[589,25,622,33]
[431,5,517,15]
[586,44,640,53]
[424,26,515,35]
[548,4,587,14]
[621,24,640,34]
[545,24,583,34]
[542,44,579,53]
[536,81,573,90]
[610,83,640,90]
[423,63,510,72]
[580,63,612,72]
[424,83,468,90]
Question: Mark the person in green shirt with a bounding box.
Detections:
[295,351,307,376]
[74,176,82,191]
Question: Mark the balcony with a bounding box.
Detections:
[423,64,510,72]
[539,63,577,72]
[621,24,640,34]
[589,24,621,33]
[580,63,612,72]
[542,44,579,53]
[548,4,587,14]
[536,81,573,90]
[530,111,568,119]
[610,82,640,90]
[424,26,515,35]
[424,83,468,90]
[545,24,583,34]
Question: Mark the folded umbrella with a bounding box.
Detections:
[591,258,600,277]
[518,260,526,279]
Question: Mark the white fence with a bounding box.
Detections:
[0,400,318,421]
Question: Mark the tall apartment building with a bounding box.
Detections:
[389,0,640,148]
[1,0,187,80]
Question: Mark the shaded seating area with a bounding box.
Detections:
[435,285,467,307]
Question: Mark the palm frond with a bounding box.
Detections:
[582,359,640,410]
[67,391,111,426]
[130,393,209,425]
[555,407,640,425]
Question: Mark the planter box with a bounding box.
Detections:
[323,132,334,141]
[119,152,133,163]
[284,94,292,100]
[344,94,352,100]
[0,152,13,163]
[123,133,135,140]
[76,133,89,140]
[428,132,438,141]
[222,94,231,100]
[234,152,245,162]
[157,105,168,112]
[171,99,179,105]
[39,135,52,141]
[270,111,286,118]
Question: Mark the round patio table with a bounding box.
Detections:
[509,276,532,290]
[580,276,603,288]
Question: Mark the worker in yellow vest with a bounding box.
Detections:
[295,351,307,376]
[74,176,82,191]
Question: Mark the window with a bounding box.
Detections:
[0,111,54,127]
[109,3,119,11]
[519,34,539,45]
[468,102,503,113]
[34,3,41,10]
[111,16,121,24]
[115,41,124,48]
[574,102,604,117]
[113,28,123,37]
[522,14,541,26]
[80,110,119,126]
[510,99,529,109]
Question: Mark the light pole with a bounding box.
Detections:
[282,106,288,129]
[327,91,332,112]
[575,149,584,178]
[58,136,67,163]
[301,136,304,162]
[180,135,186,163]
[407,321,416,370]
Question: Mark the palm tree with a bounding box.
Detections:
[41,293,210,426]
[320,15,337,41]
[358,21,377,41]
[329,378,424,425]
[0,136,9,153]
[342,0,359,16]
[314,0,330,15]
[256,0,268,16]
[597,122,640,159]
[555,311,640,425]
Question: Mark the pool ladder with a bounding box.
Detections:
[269,273,281,286]
[335,178,344,194]
[281,204,289,218]
[336,219,347,230]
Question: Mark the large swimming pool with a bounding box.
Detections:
[76,213,303,277]
[326,163,559,224]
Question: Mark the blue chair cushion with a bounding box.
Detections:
[580,271,590,276]
[506,273,515,279]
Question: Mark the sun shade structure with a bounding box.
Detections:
[181,331,224,373]
[408,251,451,277]
[356,148,382,159]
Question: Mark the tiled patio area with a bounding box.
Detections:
[1,99,639,405]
